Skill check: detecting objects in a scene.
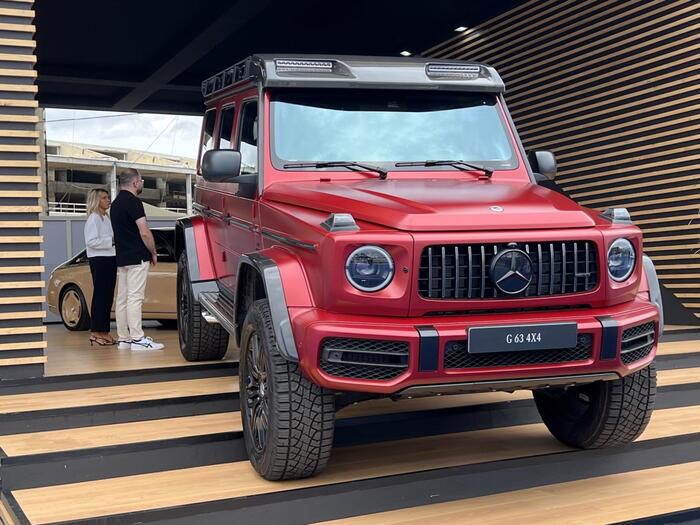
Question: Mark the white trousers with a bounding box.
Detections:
[116,261,149,341]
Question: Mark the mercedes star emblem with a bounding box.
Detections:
[489,248,533,295]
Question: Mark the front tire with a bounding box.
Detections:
[240,299,335,480]
[177,252,229,361]
[534,363,656,448]
[60,285,90,331]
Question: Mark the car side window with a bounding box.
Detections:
[238,100,258,174]
[218,105,236,149]
[199,109,217,166]
[153,231,176,263]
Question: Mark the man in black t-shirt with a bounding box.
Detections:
[110,168,164,351]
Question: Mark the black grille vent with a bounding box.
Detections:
[444,334,593,369]
[419,241,598,299]
[621,322,655,364]
[320,337,409,381]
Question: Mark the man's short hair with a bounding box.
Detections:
[118,168,140,187]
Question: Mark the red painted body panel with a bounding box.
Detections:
[289,297,659,394]
[192,84,659,394]
[254,245,315,308]
[263,179,596,232]
[191,215,216,281]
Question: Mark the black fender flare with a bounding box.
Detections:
[175,217,201,282]
[236,253,299,361]
[175,217,218,301]
[643,255,664,335]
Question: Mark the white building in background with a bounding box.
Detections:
[43,140,196,215]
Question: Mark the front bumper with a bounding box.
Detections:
[289,297,660,395]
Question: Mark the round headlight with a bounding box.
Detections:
[345,245,394,292]
[607,238,635,282]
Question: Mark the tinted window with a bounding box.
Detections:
[219,105,236,149]
[238,101,258,174]
[271,90,516,169]
[152,230,175,263]
[72,250,88,264]
[200,109,216,166]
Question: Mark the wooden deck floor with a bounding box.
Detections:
[0,332,697,524]
[43,322,238,377]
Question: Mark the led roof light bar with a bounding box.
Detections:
[275,59,334,73]
[426,63,481,80]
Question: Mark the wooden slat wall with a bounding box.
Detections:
[425,0,700,324]
[0,0,44,379]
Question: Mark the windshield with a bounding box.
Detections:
[270,89,517,169]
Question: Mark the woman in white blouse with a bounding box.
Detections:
[84,189,117,345]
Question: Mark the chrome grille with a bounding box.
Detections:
[620,322,655,364]
[418,241,598,299]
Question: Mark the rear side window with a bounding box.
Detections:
[238,101,258,174]
[153,231,175,263]
[199,109,216,166]
[219,105,236,149]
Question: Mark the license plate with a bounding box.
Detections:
[467,323,577,354]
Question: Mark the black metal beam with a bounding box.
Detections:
[113,0,270,111]
[40,75,199,92]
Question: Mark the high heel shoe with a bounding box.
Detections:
[89,335,111,346]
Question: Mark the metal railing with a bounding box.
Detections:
[48,202,188,216]
[47,201,87,215]
[162,207,187,214]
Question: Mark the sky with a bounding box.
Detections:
[44,109,203,160]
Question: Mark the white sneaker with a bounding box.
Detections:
[130,336,165,351]
[117,340,131,350]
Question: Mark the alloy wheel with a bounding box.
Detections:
[61,289,82,327]
[245,332,269,453]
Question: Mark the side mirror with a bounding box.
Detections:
[201,149,242,182]
[528,150,557,181]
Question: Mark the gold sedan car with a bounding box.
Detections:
[47,228,177,330]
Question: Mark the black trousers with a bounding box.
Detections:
[89,256,117,332]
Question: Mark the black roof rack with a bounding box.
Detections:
[201,55,505,100]
[201,57,262,98]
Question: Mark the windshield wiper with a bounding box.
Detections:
[394,160,492,178]
[283,161,388,180]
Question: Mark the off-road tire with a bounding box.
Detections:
[177,252,229,361]
[533,363,656,448]
[60,285,90,331]
[240,299,335,480]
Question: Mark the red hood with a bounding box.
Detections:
[264,179,596,231]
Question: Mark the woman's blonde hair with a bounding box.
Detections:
[86,188,109,216]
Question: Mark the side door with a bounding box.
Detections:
[223,92,260,296]
[197,103,238,293]
[212,102,238,292]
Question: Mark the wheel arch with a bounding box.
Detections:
[175,216,216,283]
[641,255,664,335]
[235,249,313,362]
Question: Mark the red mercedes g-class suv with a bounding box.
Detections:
[176,55,663,481]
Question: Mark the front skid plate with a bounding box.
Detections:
[393,372,620,399]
